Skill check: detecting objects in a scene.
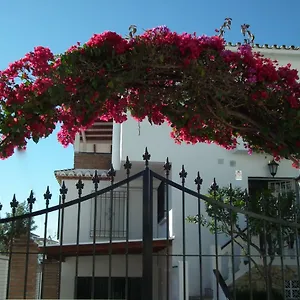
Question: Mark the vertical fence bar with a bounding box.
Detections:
[142,148,153,300]
[108,165,116,300]
[6,194,19,299]
[74,179,84,298]
[195,172,203,299]
[164,158,171,300]
[179,165,187,300]
[211,178,220,300]
[277,194,286,300]
[40,187,52,299]
[117,193,120,237]
[244,190,253,300]
[24,191,36,299]
[124,157,132,300]
[91,171,99,299]
[293,195,300,299]
[104,193,107,237]
[58,182,68,299]
[229,184,236,300]
[57,196,61,240]
[261,193,271,300]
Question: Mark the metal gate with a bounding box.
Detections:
[0,149,300,300]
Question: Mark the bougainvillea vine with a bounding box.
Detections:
[1,23,300,167]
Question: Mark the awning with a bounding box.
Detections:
[39,238,173,260]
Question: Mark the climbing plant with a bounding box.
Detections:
[1,19,300,166]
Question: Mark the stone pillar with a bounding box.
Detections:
[41,259,60,299]
[8,236,39,299]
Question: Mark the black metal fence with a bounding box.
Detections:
[0,149,300,300]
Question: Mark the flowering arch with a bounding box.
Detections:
[1,25,300,167]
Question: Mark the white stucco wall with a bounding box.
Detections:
[116,117,298,296]
[112,49,300,297]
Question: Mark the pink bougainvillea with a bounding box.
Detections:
[1,25,300,167]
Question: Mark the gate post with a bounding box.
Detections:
[142,162,153,300]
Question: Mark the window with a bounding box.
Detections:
[285,280,300,299]
[248,179,296,200]
[157,182,165,223]
[90,191,126,238]
[268,180,294,197]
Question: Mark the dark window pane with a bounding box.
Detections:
[76,277,91,299]
[129,278,142,300]
[75,277,142,300]
[94,277,108,299]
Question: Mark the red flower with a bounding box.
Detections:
[0,25,299,168]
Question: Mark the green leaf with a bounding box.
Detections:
[197,66,205,77]
[92,80,98,89]
[108,81,114,89]
[32,136,39,144]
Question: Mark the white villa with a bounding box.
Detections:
[42,45,300,300]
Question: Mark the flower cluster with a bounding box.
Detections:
[1,26,300,167]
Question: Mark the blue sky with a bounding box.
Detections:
[0,0,299,236]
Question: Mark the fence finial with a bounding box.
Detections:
[27,190,36,211]
[76,179,84,197]
[124,156,132,176]
[195,171,203,191]
[10,194,19,214]
[44,186,52,207]
[142,147,151,167]
[92,171,100,190]
[60,181,68,201]
[179,165,187,184]
[108,164,116,178]
[210,178,219,192]
[164,157,171,176]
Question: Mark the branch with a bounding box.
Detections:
[232,237,265,279]
[268,255,275,267]
[235,225,263,254]
[217,223,264,278]
[206,104,257,133]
